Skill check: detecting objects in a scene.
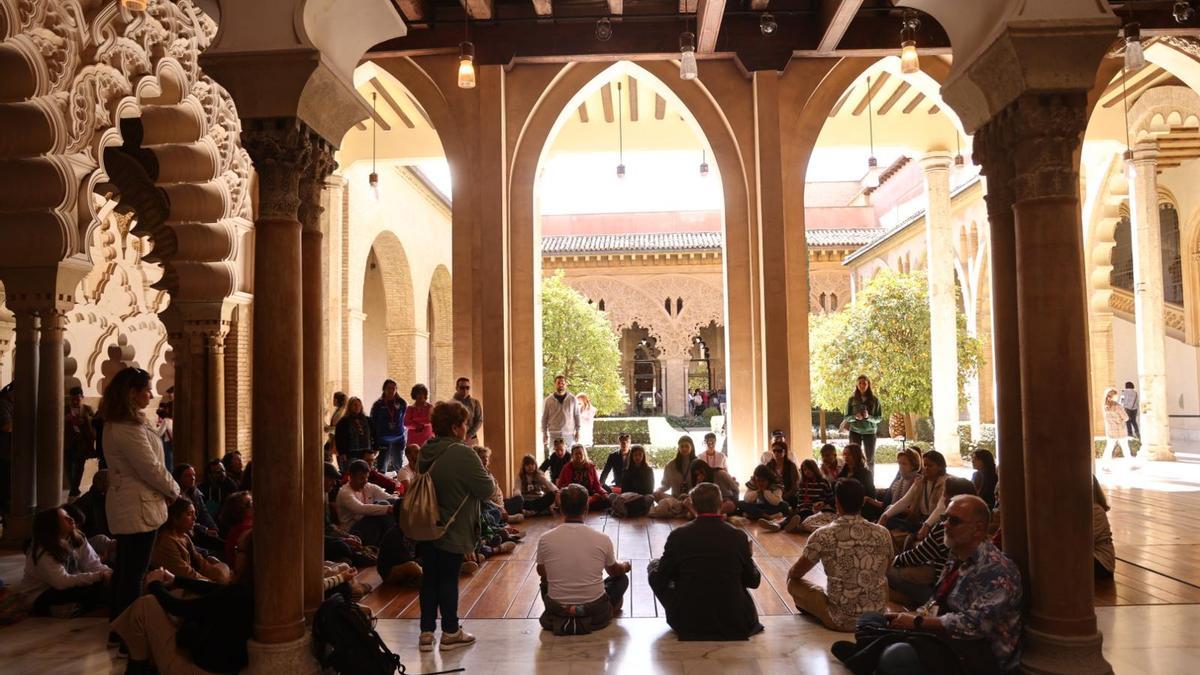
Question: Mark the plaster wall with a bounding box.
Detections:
[1113,315,1200,416]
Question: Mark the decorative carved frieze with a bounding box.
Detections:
[242,117,316,222]
[1005,93,1089,202]
[299,138,337,232]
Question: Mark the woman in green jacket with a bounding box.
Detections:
[840,375,883,471]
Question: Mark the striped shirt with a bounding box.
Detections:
[792,478,833,509]
[892,518,949,575]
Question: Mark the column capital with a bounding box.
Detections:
[299,138,338,232]
[1126,141,1159,167]
[918,151,955,173]
[0,260,89,314]
[242,118,318,221]
[1003,92,1089,202]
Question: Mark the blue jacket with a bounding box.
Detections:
[370,396,408,448]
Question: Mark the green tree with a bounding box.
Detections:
[809,269,981,420]
[542,272,628,415]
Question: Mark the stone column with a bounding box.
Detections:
[1125,143,1175,461]
[168,331,195,469]
[300,139,335,618]
[188,334,208,462]
[4,310,38,540]
[241,117,315,668]
[921,152,961,462]
[664,356,690,417]
[205,332,226,462]
[35,308,65,511]
[974,122,1029,583]
[1008,93,1111,674]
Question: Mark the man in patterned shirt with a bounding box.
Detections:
[887,476,978,608]
[868,495,1023,674]
[787,478,892,631]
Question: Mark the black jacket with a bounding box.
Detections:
[620,463,655,495]
[648,516,762,640]
[599,450,627,487]
[150,577,253,673]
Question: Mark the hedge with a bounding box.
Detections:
[592,419,651,445]
[587,445,679,468]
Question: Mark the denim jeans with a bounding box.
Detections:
[418,542,464,633]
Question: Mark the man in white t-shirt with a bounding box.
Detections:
[536,484,631,633]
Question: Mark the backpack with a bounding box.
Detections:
[398,451,469,541]
[312,593,404,675]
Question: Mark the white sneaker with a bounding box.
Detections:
[758,518,782,532]
[440,628,476,651]
[419,631,435,652]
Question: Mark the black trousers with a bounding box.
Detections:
[65,447,87,496]
[850,431,878,472]
[110,530,158,620]
[32,580,107,616]
[417,543,464,633]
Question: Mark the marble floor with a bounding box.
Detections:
[0,605,1196,674]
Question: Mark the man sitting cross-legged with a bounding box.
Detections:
[536,484,631,634]
[336,459,399,547]
[787,478,892,632]
[648,482,764,640]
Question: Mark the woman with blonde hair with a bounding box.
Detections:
[334,396,372,465]
[576,393,596,447]
[1101,387,1134,471]
[99,367,181,635]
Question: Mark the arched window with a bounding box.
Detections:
[1161,203,1183,306]
[598,299,606,311]
[830,293,839,311]
[819,292,827,312]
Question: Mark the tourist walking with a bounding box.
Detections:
[840,375,882,471]
[1119,381,1139,439]
[371,379,408,472]
[1101,387,1135,470]
[452,377,484,444]
[542,375,580,448]
[99,367,181,638]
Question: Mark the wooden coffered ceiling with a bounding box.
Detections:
[371,0,1194,70]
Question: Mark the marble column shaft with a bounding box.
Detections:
[170,335,194,469]
[1125,144,1174,461]
[300,139,335,617]
[242,117,312,646]
[973,123,1029,584]
[205,332,226,462]
[35,308,65,511]
[6,310,38,539]
[921,152,961,462]
[664,356,690,417]
[1008,93,1110,673]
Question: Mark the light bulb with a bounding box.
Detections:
[1124,24,1145,72]
[759,13,777,35]
[616,164,626,179]
[596,17,613,41]
[679,32,698,81]
[900,41,919,74]
[457,42,476,89]
[121,0,148,11]
[864,156,880,189]
[368,171,380,200]
[699,161,710,177]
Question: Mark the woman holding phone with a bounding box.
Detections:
[840,375,882,472]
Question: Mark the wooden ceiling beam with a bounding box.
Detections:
[851,71,889,116]
[461,0,493,20]
[901,91,926,114]
[655,94,667,120]
[1101,66,1167,108]
[578,102,589,123]
[628,77,639,122]
[829,88,853,117]
[679,0,697,12]
[695,0,727,54]
[601,83,615,123]
[405,91,433,126]
[817,0,865,53]
[394,0,429,24]
[750,0,770,9]
[876,81,910,115]
[369,77,415,129]
[531,0,552,17]
[607,0,623,15]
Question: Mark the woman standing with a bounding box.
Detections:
[576,393,596,447]
[325,391,347,463]
[840,375,883,471]
[335,397,372,466]
[405,384,435,448]
[100,367,180,630]
[1101,387,1134,471]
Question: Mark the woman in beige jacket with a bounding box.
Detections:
[101,367,180,625]
[1101,387,1134,471]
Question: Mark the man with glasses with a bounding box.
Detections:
[834,495,1023,675]
[452,377,483,444]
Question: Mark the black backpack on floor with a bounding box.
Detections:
[313,593,405,675]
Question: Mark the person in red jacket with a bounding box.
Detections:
[555,444,609,510]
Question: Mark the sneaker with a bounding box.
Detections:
[386,560,423,585]
[419,631,436,652]
[496,541,517,554]
[440,628,476,651]
[460,561,480,576]
[758,518,781,532]
[506,513,524,523]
